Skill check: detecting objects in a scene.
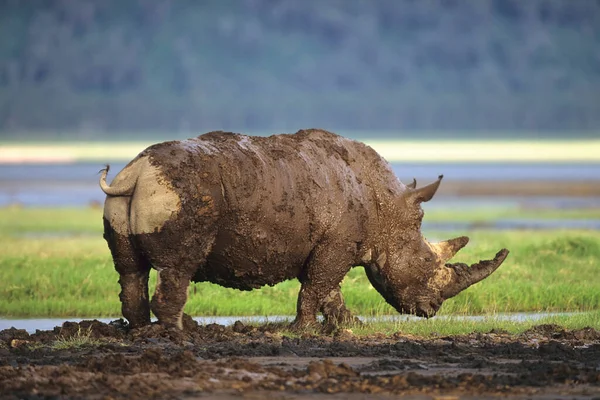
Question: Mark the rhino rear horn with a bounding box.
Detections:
[441,249,509,299]
[431,236,469,263]
[406,175,443,204]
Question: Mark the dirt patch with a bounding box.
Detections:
[0,320,599,399]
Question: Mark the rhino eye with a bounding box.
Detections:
[424,257,433,263]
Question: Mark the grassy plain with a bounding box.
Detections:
[1,206,599,328]
[351,310,600,337]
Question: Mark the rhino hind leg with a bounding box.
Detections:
[320,286,360,326]
[118,270,151,328]
[150,268,192,330]
[103,217,151,328]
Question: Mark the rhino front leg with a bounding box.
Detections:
[320,286,360,326]
[292,241,355,330]
[150,268,192,330]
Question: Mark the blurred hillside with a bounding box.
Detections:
[1,0,599,139]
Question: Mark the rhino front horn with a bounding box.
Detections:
[441,249,509,299]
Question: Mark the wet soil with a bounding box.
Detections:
[1,320,599,399]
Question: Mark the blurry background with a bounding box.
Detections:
[0,0,599,137]
[0,0,599,211]
[1,0,600,325]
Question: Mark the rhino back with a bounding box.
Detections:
[132,129,401,289]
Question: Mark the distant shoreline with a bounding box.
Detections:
[1,140,600,164]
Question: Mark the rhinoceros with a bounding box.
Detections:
[100,129,508,329]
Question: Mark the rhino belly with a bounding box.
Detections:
[194,225,311,290]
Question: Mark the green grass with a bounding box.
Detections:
[349,310,600,336]
[228,310,600,337]
[51,326,104,349]
[0,207,599,320]
[0,206,103,234]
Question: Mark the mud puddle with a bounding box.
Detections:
[1,319,599,399]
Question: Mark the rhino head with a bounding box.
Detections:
[364,175,509,318]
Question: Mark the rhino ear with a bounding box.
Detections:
[406,178,417,189]
[405,175,443,204]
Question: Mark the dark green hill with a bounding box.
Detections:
[1,0,599,138]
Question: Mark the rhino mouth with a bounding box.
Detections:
[416,300,442,318]
[365,266,441,318]
[390,299,441,318]
[411,293,444,318]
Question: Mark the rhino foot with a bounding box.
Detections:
[181,313,199,331]
[320,287,360,326]
[150,269,192,330]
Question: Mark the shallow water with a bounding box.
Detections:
[0,312,580,334]
[3,162,600,182]
[1,162,599,207]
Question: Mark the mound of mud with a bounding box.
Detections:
[0,320,599,399]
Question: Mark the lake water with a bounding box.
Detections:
[1,162,599,208]
[0,312,580,334]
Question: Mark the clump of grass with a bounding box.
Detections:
[24,342,46,351]
[52,326,103,349]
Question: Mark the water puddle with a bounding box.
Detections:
[0,312,580,334]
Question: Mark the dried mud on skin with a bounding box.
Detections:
[0,320,599,399]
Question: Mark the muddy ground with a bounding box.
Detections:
[0,320,599,399]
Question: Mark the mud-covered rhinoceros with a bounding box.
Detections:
[100,129,508,330]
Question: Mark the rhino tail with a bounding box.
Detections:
[99,159,142,196]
